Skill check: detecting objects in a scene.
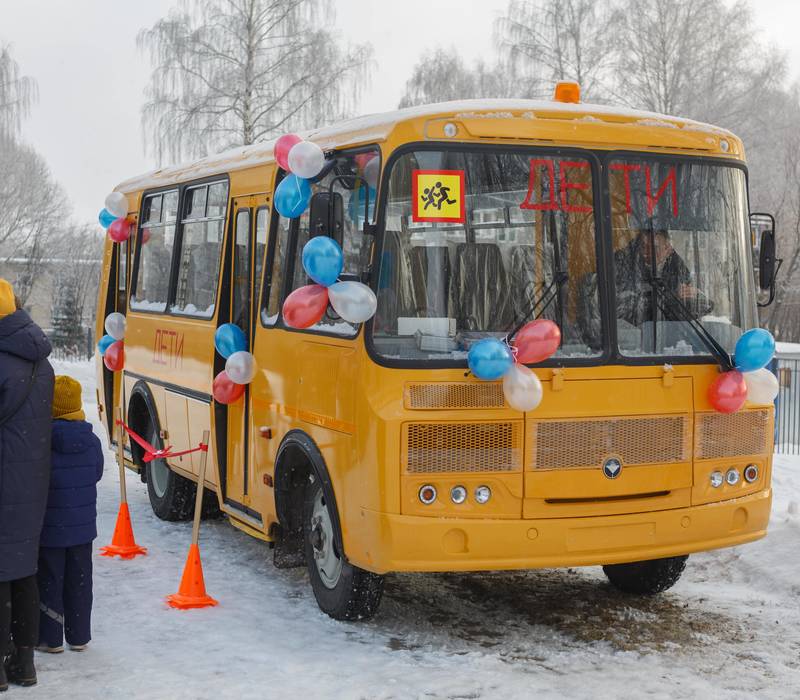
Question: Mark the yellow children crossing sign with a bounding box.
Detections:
[412,169,465,223]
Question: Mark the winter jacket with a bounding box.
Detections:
[0,310,54,581]
[40,420,104,548]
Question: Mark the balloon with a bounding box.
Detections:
[363,157,380,189]
[513,319,561,364]
[734,328,775,373]
[744,368,779,404]
[97,334,115,356]
[274,133,302,171]
[468,338,514,381]
[108,218,131,243]
[302,236,343,287]
[354,152,375,171]
[98,208,116,229]
[104,191,128,219]
[104,312,126,341]
[274,174,312,218]
[328,281,377,323]
[103,341,124,372]
[141,227,151,245]
[213,371,245,405]
[214,323,247,359]
[226,351,257,385]
[287,140,325,179]
[283,284,329,328]
[503,363,543,412]
[708,370,747,413]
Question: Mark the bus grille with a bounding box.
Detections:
[531,415,691,470]
[695,410,771,459]
[404,421,523,473]
[404,382,506,410]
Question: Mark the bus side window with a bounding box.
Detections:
[254,208,268,331]
[261,212,290,326]
[131,191,177,313]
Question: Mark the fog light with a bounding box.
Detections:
[419,484,437,505]
[744,464,759,483]
[710,471,724,488]
[725,468,740,486]
[450,486,467,504]
[475,485,491,504]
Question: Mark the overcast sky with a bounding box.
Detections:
[3,0,799,222]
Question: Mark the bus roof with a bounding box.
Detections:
[116,98,740,194]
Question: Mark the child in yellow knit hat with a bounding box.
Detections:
[37,376,103,654]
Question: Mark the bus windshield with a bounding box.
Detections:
[608,157,755,357]
[373,148,601,362]
[372,148,755,364]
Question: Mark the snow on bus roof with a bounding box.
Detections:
[116,98,737,194]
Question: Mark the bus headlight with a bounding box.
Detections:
[710,471,724,488]
[450,486,467,504]
[474,486,492,504]
[725,468,740,486]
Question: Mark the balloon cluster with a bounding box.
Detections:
[708,329,777,413]
[98,312,126,372]
[273,134,327,219]
[212,324,257,405]
[282,236,377,328]
[467,319,561,412]
[98,192,133,243]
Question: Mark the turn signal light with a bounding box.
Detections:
[418,484,437,505]
[744,464,759,483]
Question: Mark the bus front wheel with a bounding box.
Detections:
[602,555,688,595]
[302,477,384,621]
[145,427,195,521]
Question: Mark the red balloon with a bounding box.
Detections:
[275,133,303,171]
[708,370,747,413]
[141,227,151,245]
[213,371,245,405]
[354,152,376,172]
[108,218,131,243]
[103,341,124,372]
[282,284,329,329]
[512,319,561,364]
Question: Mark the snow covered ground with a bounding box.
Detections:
[22,360,800,699]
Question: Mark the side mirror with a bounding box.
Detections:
[309,191,344,246]
[750,212,782,306]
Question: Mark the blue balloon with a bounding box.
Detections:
[215,323,247,359]
[274,174,311,218]
[468,338,514,380]
[734,328,775,373]
[97,334,115,356]
[98,208,116,229]
[302,236,343,287]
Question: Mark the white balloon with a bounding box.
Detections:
[226,351,257,385]
[328,281,377,324]
[363,157,380,189]
[502,363,543,412]
[104,312,126,341]
[105,191,128,219]
[744,368,779,404]
[287,140,325,179]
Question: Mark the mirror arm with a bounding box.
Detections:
[758,256,783,307]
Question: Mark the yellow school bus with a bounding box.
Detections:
[96,85,778,620]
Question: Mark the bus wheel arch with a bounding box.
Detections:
[127,381,159,481]
[273,430,344,567]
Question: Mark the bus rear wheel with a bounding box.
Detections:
[302,478,384,621]
[145,427,195,521]
[602,555,688,595]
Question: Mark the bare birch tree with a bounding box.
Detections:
[138,0,373,163]
[0,43,37,137]
[495,0,616,100]
[398,48,510,108]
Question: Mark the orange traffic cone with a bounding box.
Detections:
[99,502,148,559]
[165,544,218,609]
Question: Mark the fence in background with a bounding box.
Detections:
[45,326,95,362]
[776,352,800,455]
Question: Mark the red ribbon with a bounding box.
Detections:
[115,419,208,463]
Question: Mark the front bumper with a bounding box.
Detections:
[353,489,771,574]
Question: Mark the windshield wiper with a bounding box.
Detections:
[642,228,733,371]
[509,211,568,340]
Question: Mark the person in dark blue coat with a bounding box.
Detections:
[37,376,103,655]
[0,280,54,690]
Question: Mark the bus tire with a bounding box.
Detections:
[145,426,195,522]
[602,555,688,595]
[302,477,384,621]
